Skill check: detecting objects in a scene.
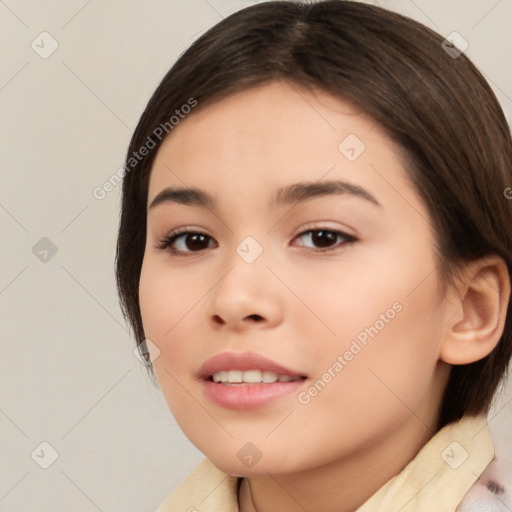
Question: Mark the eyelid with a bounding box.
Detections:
[156,225,212,241]
[291,220,358,238]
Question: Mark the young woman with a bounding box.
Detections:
[115,1,512,510]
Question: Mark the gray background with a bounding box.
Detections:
[1,1,511,511]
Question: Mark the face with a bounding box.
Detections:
[139,81,453,477]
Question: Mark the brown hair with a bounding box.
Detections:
[115,0,512,428]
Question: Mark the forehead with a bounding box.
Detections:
[147,81,416,215]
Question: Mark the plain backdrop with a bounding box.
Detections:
[1,1,511,511]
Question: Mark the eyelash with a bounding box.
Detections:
[155,226,357,255]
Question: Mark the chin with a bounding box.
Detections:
[207,453,293,478]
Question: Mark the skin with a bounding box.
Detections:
[138,81,509,512]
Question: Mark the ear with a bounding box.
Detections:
[440,255,510,365]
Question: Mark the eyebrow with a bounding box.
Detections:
[149,187,214,210]
[273,180,380,207]
[148,179,380,210]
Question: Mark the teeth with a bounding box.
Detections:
[211,370,301,384]
[227,370,243,383]
[262,371,278,383]
[212,371,227,383]
[243,370,264,383]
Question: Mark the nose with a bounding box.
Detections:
[206,254,284,332]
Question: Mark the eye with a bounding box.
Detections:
[156,230,217,255]
[292,229,357,251]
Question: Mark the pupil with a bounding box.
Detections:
[312,231,336,248]
[186,234,208,251]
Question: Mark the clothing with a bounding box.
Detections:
[157,414,493,512]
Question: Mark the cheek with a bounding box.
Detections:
[138,257,199,377]
[292,257,447,421]
[287,232,438,319]
[285,245,444,361]
[139,255,207,340]
[139,259,200,416]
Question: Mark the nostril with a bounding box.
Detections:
[246,314,264,322]
[212,314,225,325]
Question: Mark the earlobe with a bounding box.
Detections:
[440,255,510,365]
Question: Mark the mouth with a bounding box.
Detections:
[210,370,305,385]
[199,352,308,409]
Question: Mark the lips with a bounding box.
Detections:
[199,352,308,410]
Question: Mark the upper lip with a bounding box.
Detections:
[198,352,306,379]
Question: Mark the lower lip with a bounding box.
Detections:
[202,379,305,410]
